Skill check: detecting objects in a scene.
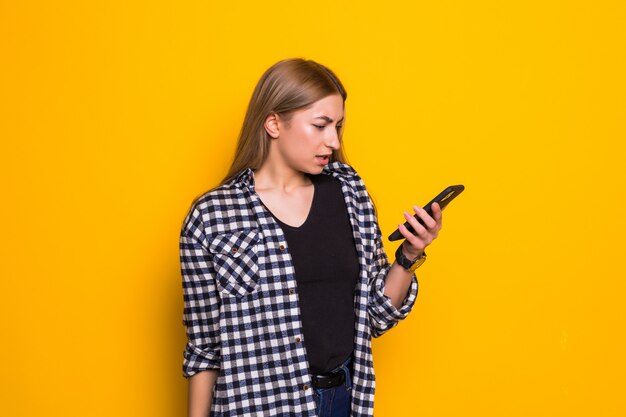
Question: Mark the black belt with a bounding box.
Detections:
[311,371,346,389]
[310,357,351,389]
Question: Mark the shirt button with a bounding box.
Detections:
[279,244,285,250]
[288,289,295,295]
[295,336,301,343]
[303,384,309,391]
[231,247,238,254]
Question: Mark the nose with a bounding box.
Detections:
[325,128,341,150]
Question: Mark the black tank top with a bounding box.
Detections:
[260,173,360,374]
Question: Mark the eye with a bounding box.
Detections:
[312,124,326,130]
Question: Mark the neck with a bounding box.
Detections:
[253,161,312,193]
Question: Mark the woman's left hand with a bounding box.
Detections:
[397,202,443,259]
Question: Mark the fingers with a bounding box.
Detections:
[402,211,428,242]
[399,203,444,254]
[398,222,426,252]
[412,205,437,230]
[431,202,443,229]
[401,210,433,251]
[412,205,443,239]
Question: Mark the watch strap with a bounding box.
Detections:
[395,244,427,272]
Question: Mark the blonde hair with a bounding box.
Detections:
[218,58,349,187]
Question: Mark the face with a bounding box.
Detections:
[267,94,345,175]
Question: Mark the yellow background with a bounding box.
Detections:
[1,1,625,416]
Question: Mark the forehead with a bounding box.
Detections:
[298,94,344,120]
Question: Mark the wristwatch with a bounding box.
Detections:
[395,244,427,273]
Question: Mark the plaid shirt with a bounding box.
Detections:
[180,161,419,416]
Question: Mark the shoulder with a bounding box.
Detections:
[321,162,377,214]
[180,174,251,244]
[321,161,366,189]
[322,161,360,178]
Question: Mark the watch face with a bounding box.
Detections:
[409,256,426,272]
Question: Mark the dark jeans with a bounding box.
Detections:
[312,356,352,417]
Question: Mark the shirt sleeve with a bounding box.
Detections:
[180,208,221,378]
[367,220,419,338]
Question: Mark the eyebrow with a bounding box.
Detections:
[314,116,344,123]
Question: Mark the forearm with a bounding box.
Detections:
[188,369,219,417]
[383,260,416,309]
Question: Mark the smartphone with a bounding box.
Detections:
[387,185,465,241]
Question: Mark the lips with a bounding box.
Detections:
[316,154,330,165]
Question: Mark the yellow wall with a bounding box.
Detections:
[2,1,625,416]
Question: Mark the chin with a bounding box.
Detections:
[311,165,326,174]
[293,161,325,175]
[298,163,322,174]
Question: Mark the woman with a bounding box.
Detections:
[180,58,443,417]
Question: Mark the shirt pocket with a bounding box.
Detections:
[208,229,261,298]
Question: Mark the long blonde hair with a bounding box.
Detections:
[218,58,349,187]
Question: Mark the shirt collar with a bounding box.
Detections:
[322,161,357,178]
[233,166,255,189]
[231,161,356,191]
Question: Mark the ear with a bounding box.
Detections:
[264,112,280,139]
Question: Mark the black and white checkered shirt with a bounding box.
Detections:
[180,161,419,416]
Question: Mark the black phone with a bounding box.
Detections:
[387,185,465,241]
